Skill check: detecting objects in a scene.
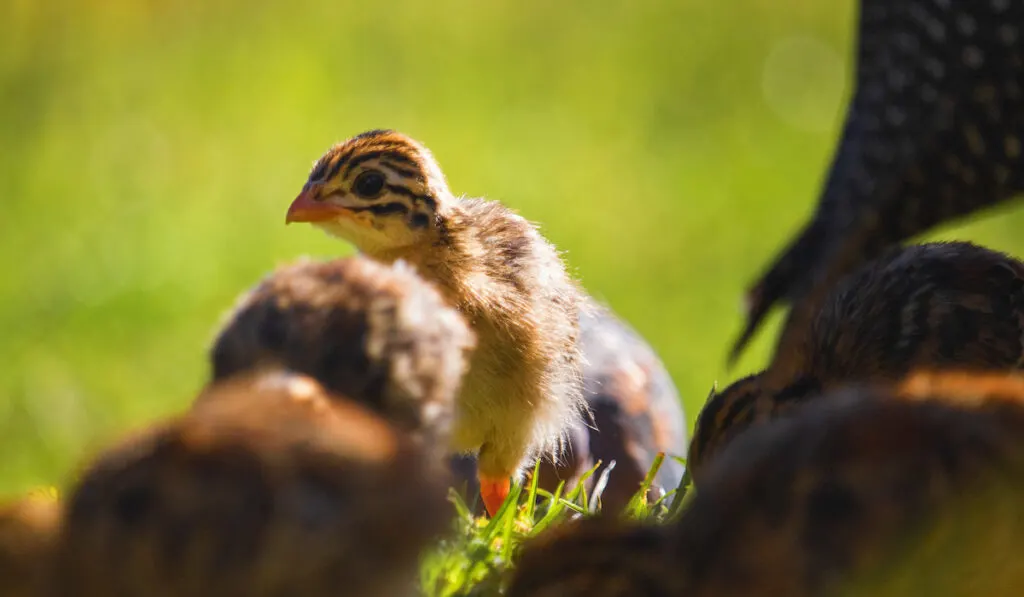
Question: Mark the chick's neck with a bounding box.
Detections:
[357,205,477,313]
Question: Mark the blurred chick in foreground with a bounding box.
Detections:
[208,255,474,455]
[285,129,587,515]
[733,0,1024,362]
[691,241,1024,479]
[451,303,687,513]
[0,492,60,597]
[50,372,448,597]
[509,371,1024,597]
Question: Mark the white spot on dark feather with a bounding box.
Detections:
[999,24,1019,46]
[896,32,919,52]
[886,106,907,126]
[925,19,946,41]
[963,46,984,68]
[887,69,909,90]
[964,125,986,156]
[956,15,977,36]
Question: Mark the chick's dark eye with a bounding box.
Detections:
[353,170,386,198]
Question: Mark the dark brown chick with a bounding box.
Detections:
[450,302,687,513]
[207,255,474,453]
[0,492,61,597]
[732,0,1024,362]
[671,372,1024,597]
[285,129,586,515]
[50,371,449,597]
[511,371,1024,597]
[691,241,1024,479]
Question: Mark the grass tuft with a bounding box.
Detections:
[420,456,691,596]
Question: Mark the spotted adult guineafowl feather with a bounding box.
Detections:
[732,0,1024,362]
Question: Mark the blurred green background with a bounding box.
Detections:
[3,0,1024,496]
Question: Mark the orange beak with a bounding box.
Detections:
[285,186,346,224]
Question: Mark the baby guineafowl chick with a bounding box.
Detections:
[285,129,585,515]
[690,241,1024,479]
[208,255,474,452]
[511,371,1024,597]
[673,372,1024,597]
[0,491,61,597]
[50,372,449,597]
[732,0,1024,361]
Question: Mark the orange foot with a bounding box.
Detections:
[478,474,511,517]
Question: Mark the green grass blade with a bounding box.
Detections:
[500,500,517,562]
[524,459,542,521]
[562,458,602,512]
[667,462,693,522]
[624,452,665,520]
[448,488,475,524]
[531,480,567,536]
[557,499,587,515]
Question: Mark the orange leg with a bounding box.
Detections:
[478,473,511,517]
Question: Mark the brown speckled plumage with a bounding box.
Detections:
[451,302,687,513]
[286,130,586,513]
[0,493,60,597]
[692,241,1024,480]
[50,372,449,597]
[688,373,765,482]
[733,0,1024,362]
[674,373,1024,597]
[207,255,474,452]
[513,372,1024,597]
[576,303,687,507]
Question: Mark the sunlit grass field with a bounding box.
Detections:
[3,0,1024,503]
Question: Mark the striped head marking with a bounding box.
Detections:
[286,130,450,254]
[687,372,765,483]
